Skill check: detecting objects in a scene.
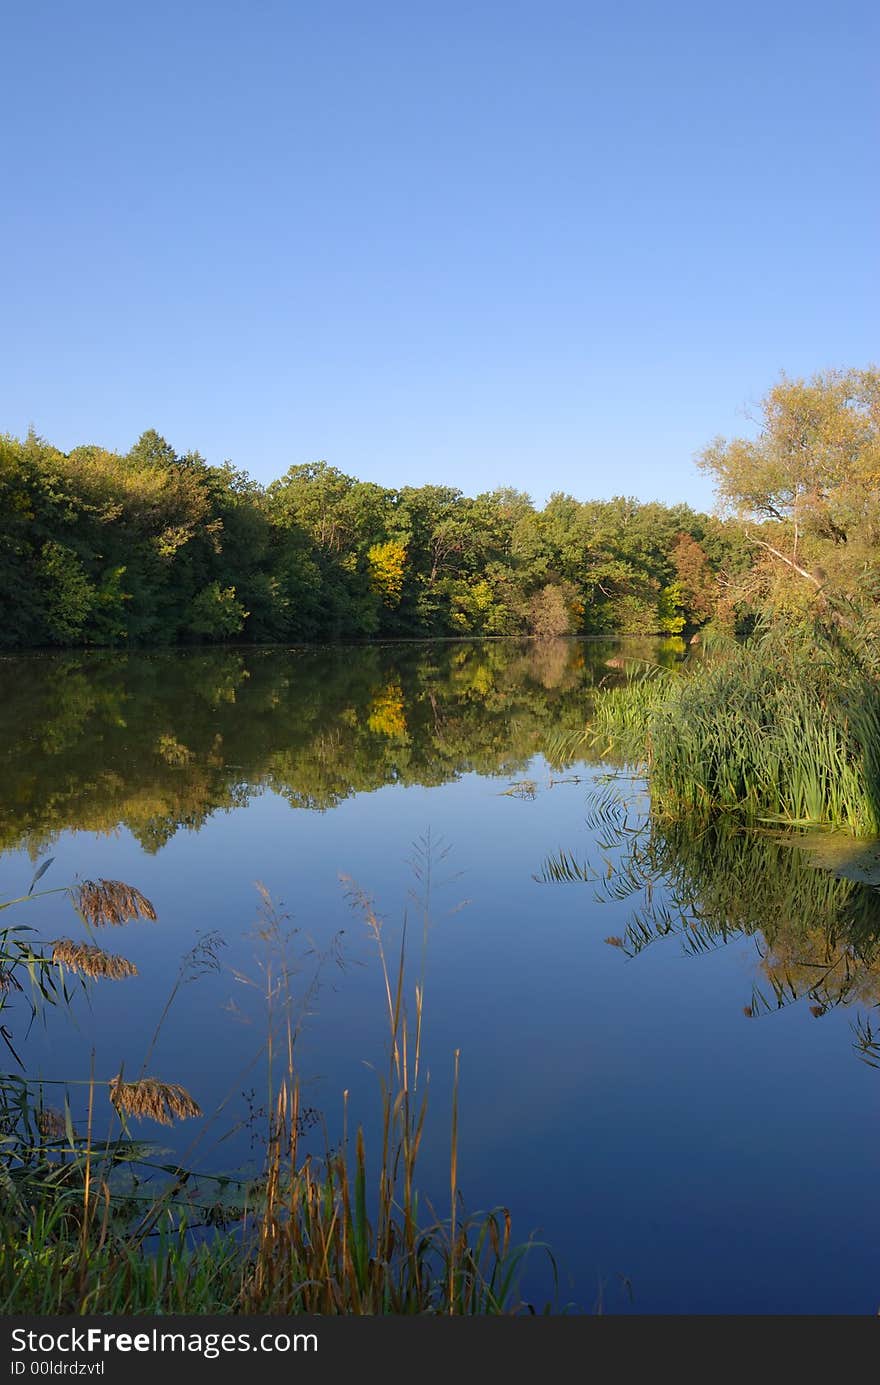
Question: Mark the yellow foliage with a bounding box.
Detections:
[367,683,407,738]
[470,665,494,696]
[155,734,193,766]
[367,540,407,607]
[471,580,494,611]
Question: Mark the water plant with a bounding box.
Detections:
[588,616,880,835]
[0,861,548,1314]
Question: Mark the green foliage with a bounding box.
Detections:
[12,367,877,650]
[589,616,880,835]
[696,366,880,622]
[367,538,407,607]
[0,428,725,648]
[656,581,686,635]
[36,541,95,643]
[187,582,249,639]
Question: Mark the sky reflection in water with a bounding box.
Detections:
[1,639,878,1313]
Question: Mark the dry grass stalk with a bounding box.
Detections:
[71,880,157,928]
[36,1108,66,1140]
[51,939,137,981]
[109,1076,201,1126]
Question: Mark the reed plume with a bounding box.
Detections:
[71,879,157,928]
[51,939,137,981]
[109,1076,201,1126]
[36,1108,66,1140]
[0,965,21,994]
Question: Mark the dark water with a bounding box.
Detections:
[2,639,879,1313]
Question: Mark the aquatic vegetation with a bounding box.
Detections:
[71,878,158,928]
[0,864,547,1314]
[108,1076,202,1126]
[589,619,880,835]
[51,939,138,981]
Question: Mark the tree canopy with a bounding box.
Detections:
[5,367,873,651]
[697,366,880,609]
[0,428,741,648]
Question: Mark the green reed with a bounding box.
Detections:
[589,621,880,835]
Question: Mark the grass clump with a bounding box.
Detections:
[590,618,880,835]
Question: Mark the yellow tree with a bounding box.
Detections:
[367,539,407,607]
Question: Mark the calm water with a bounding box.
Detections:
[2,639,879,1313]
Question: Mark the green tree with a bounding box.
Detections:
[697,367,880,597]
[187,582,249,639]
[37,541,95,643]
[1,422,734,649]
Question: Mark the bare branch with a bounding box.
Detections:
[747,535,824,589]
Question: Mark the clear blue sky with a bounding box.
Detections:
[2,1,877,509]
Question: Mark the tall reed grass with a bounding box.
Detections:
[589,621,880,835]
[0,865,548,1314]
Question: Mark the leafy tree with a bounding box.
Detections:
[367,539,407,608]
[37,541,95,643]
[187,583,248,639]
[528,582,578,639]
[656,581,686,635]
[0,409,797,649]
[671,533,716,625]
[697,367,880,597]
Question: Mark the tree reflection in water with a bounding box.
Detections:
[538,784,880,1066]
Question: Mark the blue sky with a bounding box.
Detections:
[2,1,877,508]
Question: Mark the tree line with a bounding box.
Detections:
[0,429,748,648]
[3,366,875,649]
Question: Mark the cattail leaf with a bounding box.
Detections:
[63,1093,76,1150]
[28,857,55,896]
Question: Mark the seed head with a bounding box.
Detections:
[37,1108,66,1140]
[71,879,157,928]
[51,939,137,981]
[109,1076,201,1126]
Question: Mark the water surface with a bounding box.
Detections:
[2,640,879,1313]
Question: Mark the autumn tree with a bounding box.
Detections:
[671,533,717,625]
[528,582,578,639]
[367,538,407,607]
[697,368,880,599]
